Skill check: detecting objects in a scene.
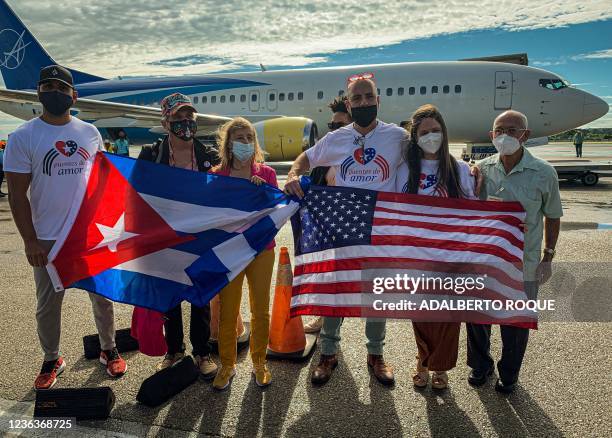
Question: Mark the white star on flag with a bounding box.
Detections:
[92,213,139,252]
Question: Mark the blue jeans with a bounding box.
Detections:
[320,317,386,355]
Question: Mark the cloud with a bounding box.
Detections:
[572,49,612,60]
[6,0,612,77]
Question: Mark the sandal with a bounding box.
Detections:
[412,357,429,388]
[431,371,449,390]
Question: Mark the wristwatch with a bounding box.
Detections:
[543,248,556,257]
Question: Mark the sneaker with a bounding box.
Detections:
[156,352,185,371]
[212,365,236,391]
[195,354,218,380]
[35,357,66,390]
[304,317,323,334]
[252,362,272,387]
[100,348,127,377]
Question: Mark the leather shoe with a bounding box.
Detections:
[468,368,493,386]
[495,378,516,394]
[367,354,395,386]
[311,354,338,385]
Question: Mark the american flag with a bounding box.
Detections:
[290,184,536,327]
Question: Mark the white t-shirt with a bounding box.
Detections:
[306,121,406,191]
[3,117,103,239]
[395,159,476,199]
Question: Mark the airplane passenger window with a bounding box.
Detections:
[298,92,304,100]
[431,86,438,94]
[193,96,199,104]
[455,85,462,93]
[240,94,246,102]
[386,88,393,96]
[251,94,257,102]
[443,85,450,94]
[203,96,207,103]
[398,87,404,96]
[409,87,415,95]
[230,95,235,103]
[420,86,426,95]
[269,93,275,101]
[288,92,294,101]
[317,91,324,99]
[220,95,226,103]
[211,96,216,103]
[279,93,285,101]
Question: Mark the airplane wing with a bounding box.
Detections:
[0,88,232,133]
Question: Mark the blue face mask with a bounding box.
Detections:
[232,141,255,162]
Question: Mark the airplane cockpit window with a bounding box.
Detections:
[539,78,569,90]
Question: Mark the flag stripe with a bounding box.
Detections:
[374,206,524,229]
[377,191,525,213]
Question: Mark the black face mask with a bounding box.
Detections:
[169,119,197,141]
[350,104,377,128]
[38,91,73,116]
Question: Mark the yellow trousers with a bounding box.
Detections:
[218,249,275,367]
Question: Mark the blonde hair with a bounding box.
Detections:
[215,117,264,171]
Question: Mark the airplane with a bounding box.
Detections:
[0,0,608,161]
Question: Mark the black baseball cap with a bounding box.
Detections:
[38,65,74,88]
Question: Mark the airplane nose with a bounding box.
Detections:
[583,93,609,124]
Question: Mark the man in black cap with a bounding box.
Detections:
[3,65,127,390]
[138,92,220,379]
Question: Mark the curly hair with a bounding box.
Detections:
[328,96,349,114]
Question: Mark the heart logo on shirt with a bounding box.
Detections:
[353,147,376,165]
[55,140,78,157]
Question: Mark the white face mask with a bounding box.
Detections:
[492,134,522,156]
[417,132,443,155]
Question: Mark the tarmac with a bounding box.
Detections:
[0,143,610,437]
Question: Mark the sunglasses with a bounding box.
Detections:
[328,122,348,131]
[346,72,375,86]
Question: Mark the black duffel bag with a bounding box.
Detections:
[34,387,115,420]
[83,328,139,359]
[136,355,200,407]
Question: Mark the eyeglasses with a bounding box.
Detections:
[346,72,375,86]
[492,127,526,136]
[328,122,347,131]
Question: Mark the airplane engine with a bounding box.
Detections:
[253,117,318,161]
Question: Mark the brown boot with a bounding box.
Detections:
[367,354,395,386]
[311,354,338,385]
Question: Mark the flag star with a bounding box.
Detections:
[307,201,312,206]
[353,216,359,221]
[350,193,356,198]
[343,234,349,239]
[324,237,328,242]
[64,145,73,154]
[333,199,340,204]
[340,205,346,209]
[361,210,367,214]
[314,194,319,199]
[365,195,371,200]
[327,206,332,211]
[333,211,338,216]
[359,233,364,238]
[325,217,330,222]
[330,223,336,228]
[313,206,319,211]
[360,222,366,227]
[335,192,341,196]
[322,190,327,195]
[346,210,352,215]
[351,227,357,232]
[92,213,138,253]
[344,222,350,227]
[338,216,344,222]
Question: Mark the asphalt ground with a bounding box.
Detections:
[0,143,610,437]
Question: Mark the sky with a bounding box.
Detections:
[0,0,611,138]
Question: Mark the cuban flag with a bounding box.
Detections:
[46,152,298,312]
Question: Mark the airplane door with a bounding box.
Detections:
[267,89,278,112]
[494,71,513,109]
[249,90,260,112]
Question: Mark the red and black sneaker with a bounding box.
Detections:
[34,357,66,390]
[100,348,127,377]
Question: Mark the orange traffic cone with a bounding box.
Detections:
[267,247,317,361]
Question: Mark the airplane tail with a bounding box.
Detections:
[0,0,105,90]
